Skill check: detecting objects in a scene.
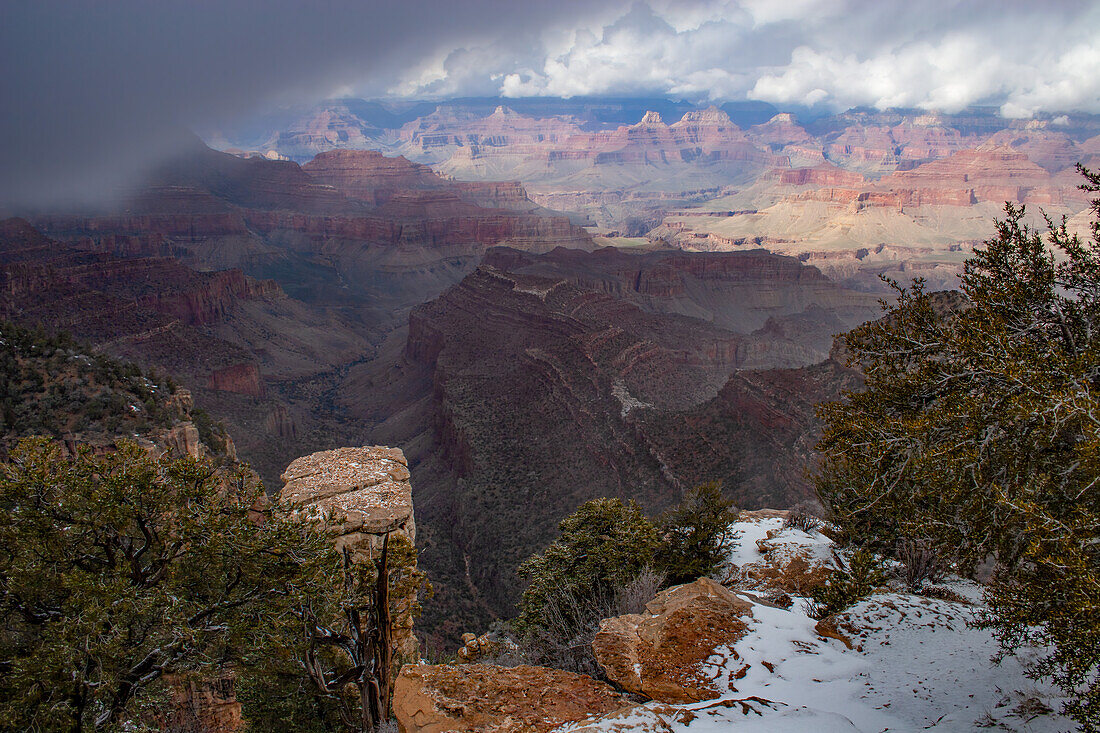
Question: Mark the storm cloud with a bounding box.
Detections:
[1,0,1097,208]
[0,0,613,208]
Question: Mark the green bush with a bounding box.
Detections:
[806,549,886,619]
[516,498,659,636]
[657,481,738,585]
[514,484,741,672]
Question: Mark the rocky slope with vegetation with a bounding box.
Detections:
[392,511,1071,733]
[0,319,232,460]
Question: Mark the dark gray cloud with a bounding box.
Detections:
[1,0,1096,208]
[0,0,621,209]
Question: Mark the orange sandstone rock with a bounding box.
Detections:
[392,664,628,733]
[593,577,753,703]
[280,446,419,659]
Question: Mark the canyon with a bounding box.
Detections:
[10,99,1100,647]
[215,99,1100,293]
[344,246,873,639]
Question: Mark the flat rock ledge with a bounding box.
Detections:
[393,664,631,733]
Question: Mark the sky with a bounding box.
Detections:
[2,0,1098,208]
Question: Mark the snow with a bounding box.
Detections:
[611,378,653,418]
[725,516,782,567]
[558,516,1072,733]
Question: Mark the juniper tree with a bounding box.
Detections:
[238,532,427,733]
[657,481,738,585]
[0,439,329,732]
[0,438,421,733]
[815,166,1100,730]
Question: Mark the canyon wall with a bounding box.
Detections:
[346,247,870,642]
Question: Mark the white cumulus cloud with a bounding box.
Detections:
[385,0,1100,116]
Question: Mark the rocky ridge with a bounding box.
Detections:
[394,512,1071,733]
[0,319,233,462]
[220,101,1100,293]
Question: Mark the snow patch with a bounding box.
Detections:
[611,378,653,418]
[560,517,1070,733]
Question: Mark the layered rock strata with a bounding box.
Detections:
[349,246,868,640]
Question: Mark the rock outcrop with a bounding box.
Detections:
[302,149,444,206]
[455,632,518,663]
[399,104,582,154]
[267,102,388,160]
[206,364,265,397]
[160,422,204,460]
[280,446,419,659]
[392,664,629,733]
[593,578,753,703]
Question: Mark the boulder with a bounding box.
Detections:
[593,577,753,703]
[162,422,203,459]
[455,631,518,663]
[392,664,629,733]
[280,445,415,555]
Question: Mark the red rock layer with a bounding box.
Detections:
[302,149,442,206]
[787,148,1063,209]
[541,108,783,167]
[37,145,594,274]
[0,221,279,327]
[207,363,265,398]
[777,164,865,187]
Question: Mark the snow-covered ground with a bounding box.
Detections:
[557,515,1072,732]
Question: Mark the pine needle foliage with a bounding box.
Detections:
[814,166,1100,730]
[515,498,659,636]
[657,481,739,585]
[0,438,329,732]
[0,438,423,733]
[238,532,427,733]
[805,549,887,619]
